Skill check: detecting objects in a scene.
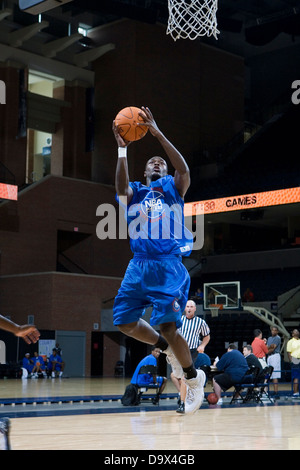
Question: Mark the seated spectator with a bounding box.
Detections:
[243,344,265,382]
[212,344,251,404]
[194,352,211,369]
[22,353,34,377]
[192,288,203,304]
[243,288,255,302]
[130,347,167,405]
[32,351,46,378]
[48,348,65,378]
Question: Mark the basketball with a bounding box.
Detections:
[115,106,148,142]
[207,393,218,405]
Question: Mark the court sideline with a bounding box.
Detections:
[0,377,299,450]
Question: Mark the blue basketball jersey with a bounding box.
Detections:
[117,175,193,256]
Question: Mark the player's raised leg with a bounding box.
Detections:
[160,322,205,414]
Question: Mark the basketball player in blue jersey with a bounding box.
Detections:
[112,106,205,414]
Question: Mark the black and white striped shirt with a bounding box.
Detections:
[180,315,210,349]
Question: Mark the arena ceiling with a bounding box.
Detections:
[1,1,299,233]
[8,0,300,59]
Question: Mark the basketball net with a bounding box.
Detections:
[209,304,223,317]
[167,0,220,41]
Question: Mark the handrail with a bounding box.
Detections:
[243,305,290,355]
[277,285,300,312]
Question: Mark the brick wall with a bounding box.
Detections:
[0,176,131,376]
[0,175,131,276]
[0,272,122,376]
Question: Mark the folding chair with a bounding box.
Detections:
[231,365,274,405]
[245,365,274,404]
[136,365,160,403]
[230,366,259,404]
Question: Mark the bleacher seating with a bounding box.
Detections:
[203,312,275,359]
[191,266,300,302]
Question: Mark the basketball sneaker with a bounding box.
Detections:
[0,418,11,450]
[176,401,185,414]
[164,346,183,379]
[185,369,205,414]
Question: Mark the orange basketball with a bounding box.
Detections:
[207,393,218,405]
[115,106,148,142]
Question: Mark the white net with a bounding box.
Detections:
[209,304,222,317]
[167,0,219,41]
[209,307,219,317]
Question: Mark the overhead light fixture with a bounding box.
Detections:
[78,24,93,48]
[78,26,88,37]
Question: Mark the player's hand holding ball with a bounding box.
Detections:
[113,105,163,145]
[139,106,161,138]
[114,106,148,143]
[112,120,131,148]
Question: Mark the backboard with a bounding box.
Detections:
[203,281,241,311]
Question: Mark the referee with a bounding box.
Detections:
[172,300,211,413]
[180,300,211,363]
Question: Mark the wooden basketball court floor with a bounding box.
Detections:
[1,377,300,451]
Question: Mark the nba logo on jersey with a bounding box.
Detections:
[141,190,165,219]
[172,299,181,312]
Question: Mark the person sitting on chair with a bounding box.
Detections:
[48,348,65,378]
[243,344,264,379]
[31,351,46,378]
[22,353,34,377]
[212,344,250,404]
[130,347,167,405]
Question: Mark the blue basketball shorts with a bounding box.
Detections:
[136,374,164,387]
[291,363,300,381]
[113,254,190,328]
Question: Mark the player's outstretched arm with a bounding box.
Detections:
[139,106,190,198]
[0,315,40,344]
[112,120,133,203]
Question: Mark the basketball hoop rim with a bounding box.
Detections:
[209,304,223,317]
[209,304,223,310]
